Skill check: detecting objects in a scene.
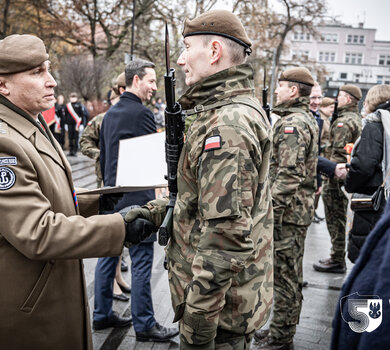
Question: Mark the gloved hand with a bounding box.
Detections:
[99,193,123,214]
[119,206,157,247]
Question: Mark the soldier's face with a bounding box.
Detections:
[136,67,157,102]
[338,91,350,107]
[0,61,56,119]
[320,104,334,117]
[309,85,323,111]
[177,36,211,86]
[275,81,293,104]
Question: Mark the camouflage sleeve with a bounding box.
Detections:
[182,125,260,344]
[329,116,356,163]
[79,118,101,161]
[271,118,309,220]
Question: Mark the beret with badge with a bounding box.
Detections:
[182,10,252,55]
[340,84,362,101]
[0,34,49,74]
[279,67,315,87]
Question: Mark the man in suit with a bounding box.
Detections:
[95,59,179,341]
[0,34,154,350]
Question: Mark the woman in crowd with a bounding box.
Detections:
[344,84,390,262]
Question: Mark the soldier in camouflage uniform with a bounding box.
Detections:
[79,91,120,187]
[313,85,362,273]
[125,10,273,349]
[254,68,318,350]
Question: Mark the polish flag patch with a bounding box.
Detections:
[204,135,221,152]
[337,122,344,127]
[284,126,294,134]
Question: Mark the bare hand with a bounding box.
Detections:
[335,163,348,180]
[315,186,322,196]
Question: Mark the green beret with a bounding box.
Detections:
[116,72,125,87]
[279,67,315,87]
[182,10,252,55]
[340,84,362,100]
[321,97,335,107]
[0,34,49,74]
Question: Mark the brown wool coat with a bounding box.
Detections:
[0,103,125,350]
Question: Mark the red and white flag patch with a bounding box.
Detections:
[284,126,294,134]
[337,122,344,127]
[204,135,221,152]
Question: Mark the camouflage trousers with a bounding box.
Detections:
[180,327,254,350]
[269,223,308,343]
[322,179,348,262]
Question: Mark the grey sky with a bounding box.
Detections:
[327,0,390,41]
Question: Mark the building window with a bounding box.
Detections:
[353,73,361,82]
[292,50,310,60]
[340,73,348,79]
[377,75,390,84]
[318,51,336,62]
[345,53,363,64]
[379,55,390,66]
[321,33,338,43]
[292,32,311,41]
[347,34,365,44]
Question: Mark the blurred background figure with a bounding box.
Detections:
[344,84,390,263]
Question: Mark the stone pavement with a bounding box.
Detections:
[70,153,353,350]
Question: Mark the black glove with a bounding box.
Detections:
[119,206,157,247]
[99,193,123,214]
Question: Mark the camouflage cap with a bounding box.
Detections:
[115,72,126,87]
[279,67,315,87]
[340,84,362,100]
[182,10,252,55]
[321,97,335,107]
[0,34,49,74]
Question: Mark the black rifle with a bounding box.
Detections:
[331,88,339,124]
[157,23,185,246]
[262,68,271,124]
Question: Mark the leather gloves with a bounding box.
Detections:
[119,206,157,247]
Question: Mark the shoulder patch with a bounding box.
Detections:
[0,120,8,135]
[87,121,92,126]
[0,157,17,166]
[337,122,344,127]
[0,167,16,190]
[284,126,295,134]
[204,135,221,152]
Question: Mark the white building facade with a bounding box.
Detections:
[282,22,390,99]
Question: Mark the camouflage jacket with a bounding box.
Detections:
[79,113,104,184]
[271,97,318,227]
[319,110,331,154]
[163,64,273,344]
[325,104,362,163]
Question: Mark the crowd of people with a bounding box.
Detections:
[1,7,390,350]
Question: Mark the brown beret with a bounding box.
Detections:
[110,89,119,101]
[279,67,315,87]
[182,10,252,55]
[321,97,335,107]
[340,84,362,100]
[0,34,49,74]
[115,72,125,87]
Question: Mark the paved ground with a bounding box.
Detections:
[70,153,353,350]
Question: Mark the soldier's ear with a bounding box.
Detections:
[0,77,10,96]
[290,84,298,97]
[210,39,223,65]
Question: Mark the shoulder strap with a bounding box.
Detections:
[184,96,267,120]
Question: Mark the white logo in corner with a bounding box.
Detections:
[340,292,382,333]
[0,167,16,190]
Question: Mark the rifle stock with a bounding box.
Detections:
[262,69,271,123]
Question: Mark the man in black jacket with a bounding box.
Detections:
[94,59,178,341]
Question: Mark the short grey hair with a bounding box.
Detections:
[125,59,155,87]
[202,35,247,65]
